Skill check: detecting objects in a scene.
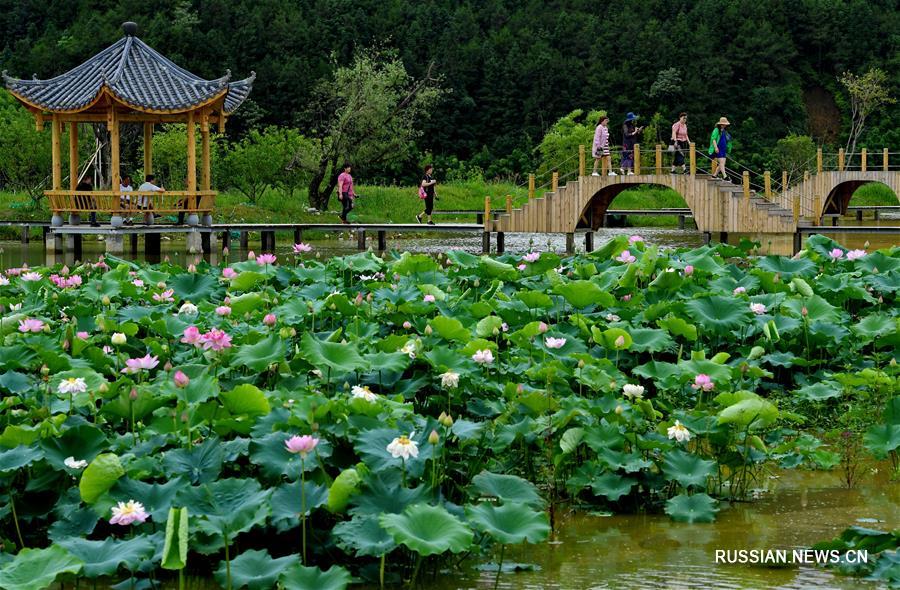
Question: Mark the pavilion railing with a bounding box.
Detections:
[44,190,216,216]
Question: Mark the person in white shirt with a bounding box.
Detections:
[119,175,135,224]
[137,174,165,223]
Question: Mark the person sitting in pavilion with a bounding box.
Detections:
[138,174,165,223]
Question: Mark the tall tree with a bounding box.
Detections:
[840,68,895,158]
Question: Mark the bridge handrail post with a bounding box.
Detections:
[528,174,535,199]
[793,193,800,226]
[689,142,696,176]
[817,148,823,174]
[884,148,889,172]
[578,144,586,177]
[634,144,641,175]
[742,171,750,201]
[505,194,512,215]
[655,144,662,176]
[861,148,867,172]
[813,194,821,226]
[484,196,491,230]
[838,148,845,171]
[764,171,772,199]
[551,171,559,192]
[782,170,788,191]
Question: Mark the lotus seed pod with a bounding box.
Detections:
[157,282,166,289]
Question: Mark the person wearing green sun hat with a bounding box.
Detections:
[708,117,732,180]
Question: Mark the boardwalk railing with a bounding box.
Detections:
[45,190,216,217]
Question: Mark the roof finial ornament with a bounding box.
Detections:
[122,22,138,37]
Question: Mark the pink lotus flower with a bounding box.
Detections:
[18,318,44,333]
[621,294,632,301]
[110,500,149,526]
[846,249,866,261]
[750,302,767,315]
[173,370,190,388]
[472,349,494,364]
[293,243,312,253]
[187,264,197,273]
[181,326,203,346]
[684,265,694,276]
[132,279,144,288]
[538,322,549,333]
[285,434,319,457]
[247,251,256,261]
[215,305,231,316]
[829,248,844,260]
[628,235,644,244]
[67,275,82,287]
[200,329,232,351]
[152,289,175,303]
[121,354,159,374]
[545,337,567,349]
[423,294,436,303]
[222,267,237,279]
[614,335,626,348]
[523,251,540,263]
[691,374,714,392]
[733,286,746,295]
[102,345,114,354]
[60,265,70,276]
[616,250,636,264]
[517,264,527,271]
[263,313,277,326]
[21,271,42,281]
[257,253,277,265]
[76,331,89,340]
[501,323,508,332]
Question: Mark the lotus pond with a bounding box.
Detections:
[0,234,898,590]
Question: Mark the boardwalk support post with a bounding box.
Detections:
[861,148,867,172]
[377,230,386,251]
[496,232,505,253]
[764,171,772,199]
[221,231,231,251]
[294,227,302,244]
[240,231,248,250]
[856,209,863,221]
[884,148,889,172]
[742,172,750,201]
[689,142,696,176]
[484,196,491,230]
[813,195,821,226]
[584,231,594,252]
[565,232,575,255]
[678,215,685,230]
[482,232,490,254]
[793,194,800,226]
[578,145,586,177]
[261,230,275,252]
[356,229,366,251]
[793,231,802,255]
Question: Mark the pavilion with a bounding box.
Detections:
[2,21,254,227]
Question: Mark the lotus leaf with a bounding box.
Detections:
[466,502,550,544]
[214,549,295,590]
[0,545,83,590]
[279,563,352,590]
[379,503,473,556]
[665,493,719,523]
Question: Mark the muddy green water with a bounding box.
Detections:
[421,468,898,590]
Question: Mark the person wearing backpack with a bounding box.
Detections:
[708,117,732,180]
[416,164,437,225]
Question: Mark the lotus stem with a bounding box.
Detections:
[224,530,232,590]
[300,460,308,564]
[179,569,184,590]
[408,554,423,588]
[379,554,385,589]
[493,544,505,590]
[9,492,24,549]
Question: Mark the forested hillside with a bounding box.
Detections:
[1,0,898,180]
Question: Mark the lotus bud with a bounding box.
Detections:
[517,383,524,393]
[440,413,454,428]
[187,264,196,273]
[890,358,897,367]
[98,383,108,394]
[311,422,320,432]
[428,430,440,445]
[111,332,127,345]
[878,296,884,304]
[164,361,173,371]
[279,327,292,339]
[801,307,808,317]
[343,381,350,390]
[223,246,230,256]
[684,265,694,276]
[174,370,190,388]
[424,324,433,335]
[615,335,626,348]
[329,303,336,310]
[740,362,749,374]
[181,412,189,423]
[130,388,138,401]
[578,359,585,368]
[263,313,277,326]
[247,250,256,260]
[156,282,166,289]
[367,293,373,302]
[492,327,500,336]
[438,411,448,423]
[162,345,169,353]
[354,292,363,305]
[864,240,870,249]
[290,328,297,337]
[538,322,549,333]
[101,295,111,306]
[62,339,69,349]
[403,321,412,329]
[473,279,480,287]
[52,293,59,301]
[615,405,624,415]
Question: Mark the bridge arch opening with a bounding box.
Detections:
[824,180,898,215]
[577,183,689,230]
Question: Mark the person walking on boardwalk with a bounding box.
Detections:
[592,116,615,176]
[416,164,437,225]
[708,117,732,180]
[621,112,643,175]
[670,112,690,174]
[336,162,356,224]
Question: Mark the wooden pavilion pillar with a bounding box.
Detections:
[186,110,197,192]
[109,108,120,194]
[69,123,79,190]
[51,114,62,190]
[201,114,211,191]
[144,123,154,176]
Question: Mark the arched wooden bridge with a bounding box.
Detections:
[487,146,900,237]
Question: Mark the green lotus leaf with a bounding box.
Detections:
[232,334,286,372]
[47,506,100,543]
[230,271,267,292]
[884,397,900,425]
[163,439,223,484]
[863,424,900,458]
[379,503,473,556]
[390,252,440,275]
[429,316,471,341]
[628,328,675,353]
[167,365,219,405]
[648,269,683,290]
[475,315,504,337]
[40,424,107,471]
[299,333,367,374]
[784,294,840,323]
[471,471,544,507]
[665,493,719,523]
[445,249,480,269]
[0,444,43,473]
[0,545,83,590]
[84,277,122,301]
[327,467,363,514]
[559,427,585,454]
[221,384,271,417]
[662,450,716,489]
[79,452,124,504]
[161,507,189,570]
[214,549,295,590]
[794,382,842,402]
[362,351,411,374]
[350,474,430,516]
[279,563,352,590]
[352,429,432,478]
[228,292,264,316]
[593,327,632,350]
[852,313,897,341]
[685,295,749,335]
[58,535,156,578]
[331,514,396,557]
[717,395,778,429]
[756,256,816,279]
[171,272,219,301]
[589,472,636,501]
[270,480,329,532]
[479,256,517,279]
[249,432,332,480]
[466,502,550,544]
[656,315,698,341]
[553,280,614,308]
[516,290,554,309]
[0,370,30,394]
[178,478,270,552]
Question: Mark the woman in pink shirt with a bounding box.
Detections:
[336,162,355,223]
[670,112,690,174]
[591,115,615,176]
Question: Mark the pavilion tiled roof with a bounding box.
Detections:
[2,24,254,114]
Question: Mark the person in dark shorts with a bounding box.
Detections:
[336,162,355,224]
[416,164,437,225]
[670,112,690,174]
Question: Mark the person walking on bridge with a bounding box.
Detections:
[708,117,732,180]
[416,164,437,225]
[337,162,356,224]
[621,112,643,175]
[592,115,615,176]
[670,113,690,174]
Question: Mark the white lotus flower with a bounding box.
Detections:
[667,420,691,443]
[178,302,199,315]
[440,370,459,388]
[472,349,494,364]
[622,384,644,399]
[111,332,127,345]
[351,385,378,402]
[57,377,87,394]
[750,302,767,315]
[386,432,419,460]
[64,456,88,469]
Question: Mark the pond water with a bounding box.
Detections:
[424,467,898,590]
[2,216,899,269]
